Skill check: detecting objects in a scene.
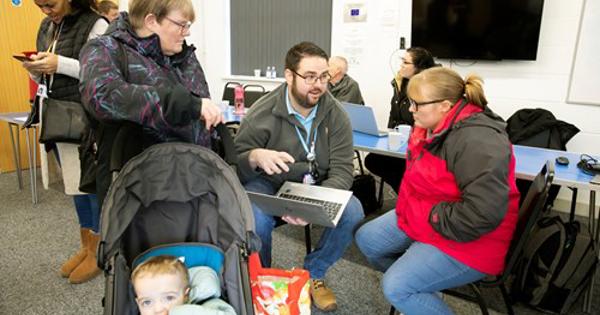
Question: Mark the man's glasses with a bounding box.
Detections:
[164,16,192,34]
[136,291,184,310]
[408,98,445,111]
[292,70,332,85]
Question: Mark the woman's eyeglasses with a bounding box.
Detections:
[408,98,445,111]
[292,70,332,85]
[401,58,414,65]
[164,16,192,34]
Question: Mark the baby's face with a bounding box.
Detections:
[134,274,187,315]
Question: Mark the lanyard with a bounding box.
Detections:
[294,124,318,161]
[43,21,64,91]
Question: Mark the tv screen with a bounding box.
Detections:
[411,0,544,60]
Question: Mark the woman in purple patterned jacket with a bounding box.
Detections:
[79,0,224,210]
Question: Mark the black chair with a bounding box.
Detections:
[440,160,555,315]
[222,81,242,105]
[274,218,313,255]
[388,160,555,315]
[243,84,268,108]
[355,151,385,209]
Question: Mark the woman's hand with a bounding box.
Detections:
[22,52,58,75]
[200,98,225,129]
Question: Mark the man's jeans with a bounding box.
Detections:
[245,177,364,279]
[355,210,486,315]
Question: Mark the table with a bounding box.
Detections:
[352,130,600,312]
[0,112,38,204]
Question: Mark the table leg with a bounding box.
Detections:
[584,190,597,313]
[32,127,38,204]
[7,123,23,189]
[24,128,37,204]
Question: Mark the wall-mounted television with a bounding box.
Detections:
[411,0,545,60]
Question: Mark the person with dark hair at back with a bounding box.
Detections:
[364,47,436,193]
[80,0,224,214]
[96,0,119,22]
[235,42,365,312]
[328,56,364,104]
[21,0,108,284]
[355,67,520,315]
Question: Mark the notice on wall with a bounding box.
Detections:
[378,0,400,37]
[341,27,367,66]
[344,3,367,23]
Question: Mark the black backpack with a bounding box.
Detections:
[351,174,379,215]
[511,215,598,314]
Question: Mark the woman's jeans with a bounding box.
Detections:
[355,210,486,315]
[53,146,100,233]
[73,194,100,233]
[245,177,364,279]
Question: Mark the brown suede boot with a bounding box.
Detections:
[59,228,89,278]
[310,279,337,311]
[68,230,101,284]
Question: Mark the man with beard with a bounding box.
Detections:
[234,42,364,312]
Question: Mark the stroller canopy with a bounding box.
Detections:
[99,142,257,265]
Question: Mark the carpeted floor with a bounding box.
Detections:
[0,170,598,314]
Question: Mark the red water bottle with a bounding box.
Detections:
[234,85,245,114]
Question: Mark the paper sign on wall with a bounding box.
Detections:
[344,3,367,23]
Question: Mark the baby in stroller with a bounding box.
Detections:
[99,142,260,315]
[132,255,235,315]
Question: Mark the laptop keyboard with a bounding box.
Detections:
[279,193,343,220]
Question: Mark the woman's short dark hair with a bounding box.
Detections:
[285,42,329,72]
[407,47,436,74]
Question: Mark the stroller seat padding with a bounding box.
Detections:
[133,243,225,275]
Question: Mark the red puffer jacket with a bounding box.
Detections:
[396,100,520,275]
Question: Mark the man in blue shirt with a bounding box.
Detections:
[234,42,364,312]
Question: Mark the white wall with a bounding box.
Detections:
[192,0,599,215]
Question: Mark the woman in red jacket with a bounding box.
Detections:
[355,67,519,315]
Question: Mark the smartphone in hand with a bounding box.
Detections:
[13,55,33,62]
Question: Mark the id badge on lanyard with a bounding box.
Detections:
[38,22,62,100]
[36,84,48,98]
[296,125,319,185]
[303,142,318,184]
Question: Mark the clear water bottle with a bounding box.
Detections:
[266,66,272,79]
[271,66,277,78]
[234,85,245,114]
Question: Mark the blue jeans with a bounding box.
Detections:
[245,177,364,279]
[73,194,100,233]
[355,210,486,315]
[53,146,100,233]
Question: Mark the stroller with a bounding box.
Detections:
[97,134,260,315]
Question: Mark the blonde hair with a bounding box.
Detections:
[131,255,189,287]
[129,0,195,30]
[97,0,117,14]
[407,67,487,108]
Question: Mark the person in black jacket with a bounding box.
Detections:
[23,0,107,284]
[80,0,224,214]
[364,47,436,193]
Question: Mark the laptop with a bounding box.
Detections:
[246,181,353,228]
[342,102,388,137]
